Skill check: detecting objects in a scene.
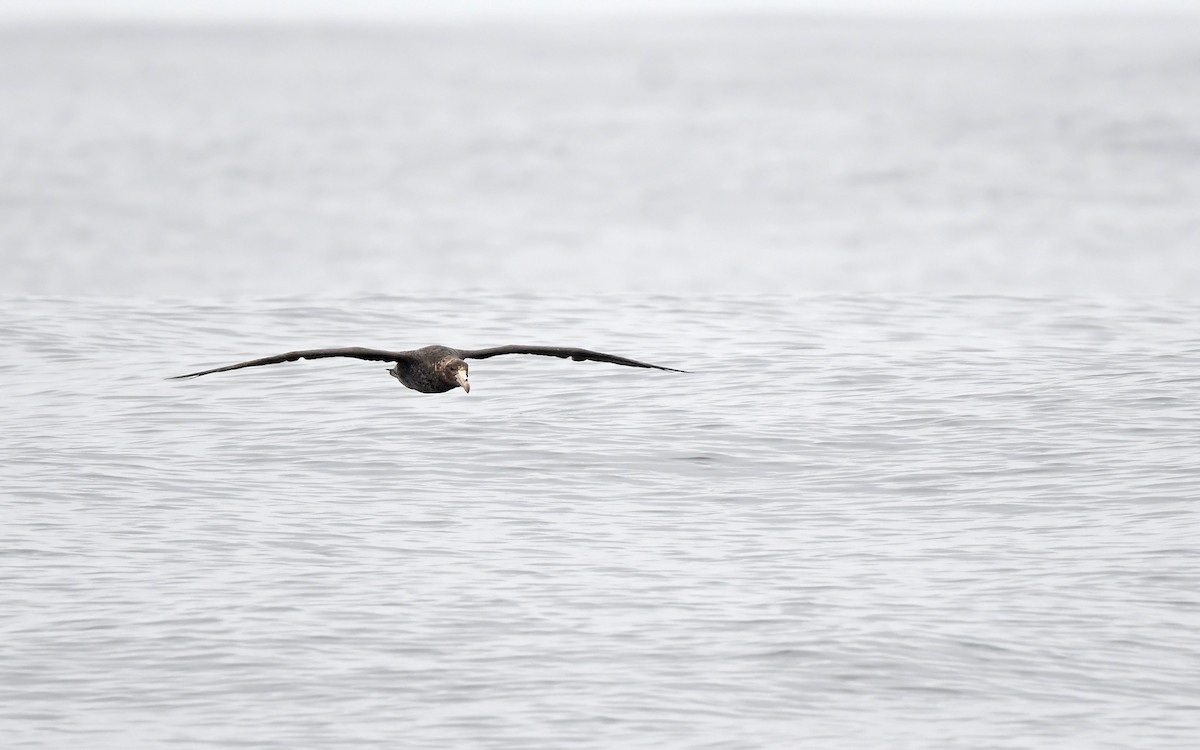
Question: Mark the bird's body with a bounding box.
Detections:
[387,345,467,393]
[169,343,684,394]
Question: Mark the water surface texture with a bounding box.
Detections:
[3,295,1199,749]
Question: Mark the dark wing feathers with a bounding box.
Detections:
[457,345,686,372]
[168,347,410,379]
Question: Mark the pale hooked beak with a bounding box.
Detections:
[456,369,470,393]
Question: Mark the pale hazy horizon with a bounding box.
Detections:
[2,0,1197,23]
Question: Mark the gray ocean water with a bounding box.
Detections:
[3,16,1200,750]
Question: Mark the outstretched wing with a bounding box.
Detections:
[168,347,411,379]
[457,345,686,372]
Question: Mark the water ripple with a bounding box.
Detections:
[2,294,1198,749]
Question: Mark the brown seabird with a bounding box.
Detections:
[169,344,685,394]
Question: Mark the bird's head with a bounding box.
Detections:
[448,358,470,393]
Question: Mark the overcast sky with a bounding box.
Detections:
[1,0,1196,22]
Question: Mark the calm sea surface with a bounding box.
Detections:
[2,16,1199,750]
[3,294,1198,749]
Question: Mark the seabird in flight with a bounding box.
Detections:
[169,344,685,394]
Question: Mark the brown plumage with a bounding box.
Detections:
[169,344,685,394]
